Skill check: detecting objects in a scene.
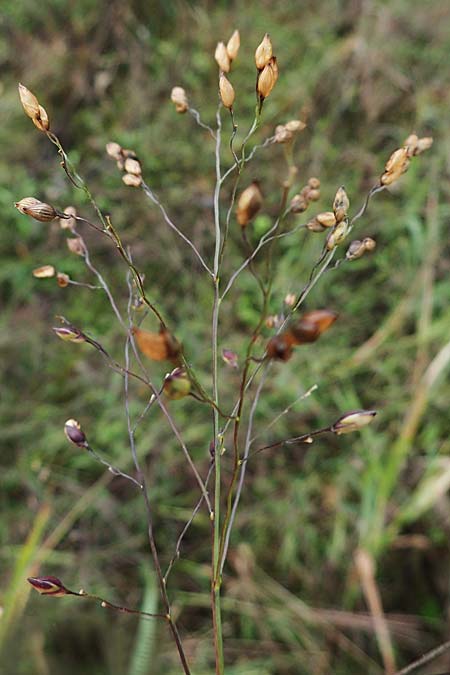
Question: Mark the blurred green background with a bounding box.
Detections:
[1,0,450,673]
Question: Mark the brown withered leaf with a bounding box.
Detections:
[132,326,181,363]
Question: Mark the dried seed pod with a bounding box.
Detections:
[285,119,306,133]
[64,419,87,447]
[124,157,142,176]
[326,220,348,250]
[53,326,86,343]
[222,349,239,369]
[219,73,235,109]
[257,57,278,100]
[33,265,55,278]
[60,206,77,230]
[163,368,191,400]
[316,211,337,228]
[308,177,320,189]
[27,576,70,597]
[331,409,377,435]
[255,33,273,70]
[284,293,296,307]
[290,309,338,344]
[106,142,123,160]
[122,173,142,187]
[403,134,419,158]
[66,237,86,256]
[32,105,50,132]
[215,41,231,72]
[333,186,350,223]
[170,86,189,113]
[274,124,292,144]
[133,326,181,363]
[307,189,320,202]
[345,240,366,261]
[57,272,70,287]
[266,334,294,362]
[15,197,58,222]
[363,237,376,251]
[415,137,433,155]
[226,29,240,61]
[306,218,327,233]
[18,83,40,119]
[290,194,308,213]
[236,182,263,227]
[381,147,410,185]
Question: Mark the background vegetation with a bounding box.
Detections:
[1,0,450,673]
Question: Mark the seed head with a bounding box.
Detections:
[133,326,181,363]
[219,73,235,109]
[274,125,293,144]
[64,419,87,447]
[363,237,376,251]
[308,188,320,202]
[57,272,70,287]
[290,309,338,344]
[106,142,123,160]
[257,57,278,100]
[53,326,86,343]
[215,42,231,72]
[317,211,337,228]
[326,220,348,250]
[60,206,77,230]
[333,186,350,223]
[124,157,142,176]
[33,265,55,279]
[308,177,320,189]
[170,87,189,113]
[290,194,308,213]
[285,120,306,133]
[236,182,263,227]
[27,576,70,597]
[15,198,58,222]
[66,237,86,256]
[284,293,296,307]
[331,410,377,435]
[222,349,239,369]
[122,173,142,187]
[381,147,410,186]
[255,33,273,70]
[18,83,40,119]
[266,334,294,362]
[226,30,240,61]
[163,368,192,400]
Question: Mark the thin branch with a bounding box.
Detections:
[219,368,268,574]
[164,463,214,584]
[188,107,216,139]
[393,640,450,675]
[141,180,213,277]
[85,443,142,488]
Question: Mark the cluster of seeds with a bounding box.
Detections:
[106,142,142,187]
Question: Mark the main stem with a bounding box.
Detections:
[211,105,225,674]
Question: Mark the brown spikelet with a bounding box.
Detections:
[132,327,181,363]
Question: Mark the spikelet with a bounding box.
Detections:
[219,73,235,109]
[226,30,240,61]
[255,34,273,70]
